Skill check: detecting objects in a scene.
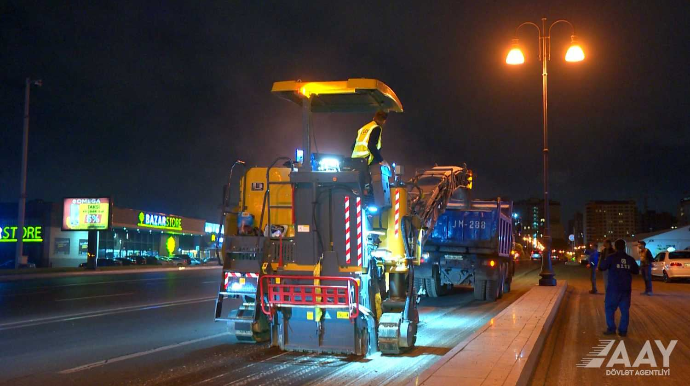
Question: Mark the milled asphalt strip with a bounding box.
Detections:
[194,352,291,385]
[0,296,216,331]
[55,292,135,302]
[58,332,233,374]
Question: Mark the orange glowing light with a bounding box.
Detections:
[565,44,585,62]
[506,47,525,65]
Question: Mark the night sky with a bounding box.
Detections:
[2,1,689,225]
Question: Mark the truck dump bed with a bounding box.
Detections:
[427,200,512,257]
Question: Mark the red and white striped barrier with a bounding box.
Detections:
[394,190,400,238]
[345,196,351,265]
[356,197,362,266]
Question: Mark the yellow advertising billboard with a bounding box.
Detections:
[62,198,111,231]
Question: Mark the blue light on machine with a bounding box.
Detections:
[512,213,518,218]
[317,157,340,172]
[367,206,378,214]
[295,149,304,164]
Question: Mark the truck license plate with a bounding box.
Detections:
[444,255,463,261]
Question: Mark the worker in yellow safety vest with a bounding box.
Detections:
[351,110,390,168]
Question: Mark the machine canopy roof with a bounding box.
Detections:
[271,78,403,113]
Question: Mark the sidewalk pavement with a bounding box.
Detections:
[410,281,567,386]
[0,264,222,282]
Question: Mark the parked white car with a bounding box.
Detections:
[651,250,690,282]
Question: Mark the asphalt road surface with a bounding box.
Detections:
[0,262,542,386]
[531,262,690,386]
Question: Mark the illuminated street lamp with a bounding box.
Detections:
[506,18,584,286]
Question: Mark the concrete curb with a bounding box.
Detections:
[515,282,567,386]
[0,265,222,282]
[408,281,567,386]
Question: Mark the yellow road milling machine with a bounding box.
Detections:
[214,79,513,355]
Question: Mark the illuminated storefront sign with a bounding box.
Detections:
[63,197,111,231]
[205,223,220,234]
[0,225,43,242]
[138,212,182,231]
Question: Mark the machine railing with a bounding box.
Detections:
[259,275,360,320]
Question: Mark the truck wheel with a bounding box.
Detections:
[425,266,448,298]
[473,279,486,300]
[486,279,500,302]
[425,277,439,297]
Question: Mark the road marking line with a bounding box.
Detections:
[56,292,135,302]
[58,332,232,374]
[0,296,216,331]
[202,281,218,284]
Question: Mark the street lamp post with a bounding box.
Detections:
[506,18,584,286]
[15,78,42,269]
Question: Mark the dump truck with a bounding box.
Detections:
[213,78,512,356]
[408,167,515,300]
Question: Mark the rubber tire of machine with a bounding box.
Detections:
[425,266,449,298]
[485,279,500,302]
[473,279,487,301]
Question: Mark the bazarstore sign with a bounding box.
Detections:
[138,212,182,231]
[0,225,43,242]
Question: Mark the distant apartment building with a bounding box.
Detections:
[584,200,637,244]
[679,196,690,226]
[513,198,565,243]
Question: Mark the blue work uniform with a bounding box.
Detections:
[599,251,640,334]
[588,250,600,293]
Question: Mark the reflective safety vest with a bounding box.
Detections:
[351,121,382,165]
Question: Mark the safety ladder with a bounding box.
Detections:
[265,180,293,236]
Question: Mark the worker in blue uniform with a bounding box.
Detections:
[599,239,639,337]
[586,243,600,294]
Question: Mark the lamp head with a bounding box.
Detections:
[506,39,525,65]
[565,35,585,62]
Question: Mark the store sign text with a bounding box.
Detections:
[138,212,183,231]
[0,226,43,242]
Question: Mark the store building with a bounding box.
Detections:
[1,201,220,269]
